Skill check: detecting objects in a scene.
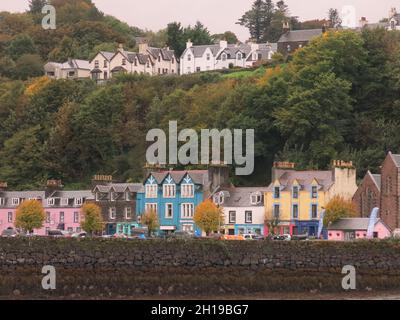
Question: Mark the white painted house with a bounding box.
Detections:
[180,40,277,75]
[44,59,91,80]
[109,45,154,76]
[89,51,114,81]
[214,187,268,236]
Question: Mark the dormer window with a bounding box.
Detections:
[213,192,224,205]
[0,198,5,206]
[163,184,176,198]
[237,53,242,60]
[145,184,158,198]
[293,186,299,199]
[222,53,227,61]
[274,187,280,199]
[311,186,318,199]
[74,198,83,206]
[12,198,20,206]
[181,184,194,198]
[250,192,262,205]
[47,198,55,206]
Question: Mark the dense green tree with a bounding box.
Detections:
[328,8,342,28]
[6,34,37,60]
[13,54,43,80]
[211,31,239,44]
[29,0,48,14]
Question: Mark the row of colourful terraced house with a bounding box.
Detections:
[1,159,376,239]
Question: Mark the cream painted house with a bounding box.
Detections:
[89,51,114,81]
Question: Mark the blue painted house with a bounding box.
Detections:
[136,169,216,236]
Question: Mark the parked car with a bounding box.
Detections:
[222,234,245,241]
[72,232,87,238]
[166,231,194,240]
[1,227,18,238]
[291,234,308,241]
[47,230,64,238]
[271,234,291,241]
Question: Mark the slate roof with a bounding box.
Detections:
[148,170,210,186]
[278,29,323,43]
[99,51,114,61]
[267,170,334,191]
[220,187,269,207]
[327,218,382,231]
[46,59,90,70]
[390,153,400,167]
[369,172,381,191]
[147,47,175,61]
[94,183,143,193]
[0,191,45,208]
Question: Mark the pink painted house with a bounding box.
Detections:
[327,218,391,241]
[0,182,93,236]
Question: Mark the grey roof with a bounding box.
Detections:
[221,187,269,207]
[267,169,334,191]
[147,47,175,61]
[50,190,93,199]
[327,218,382,231]
[0,191,45,208]
[147,170,210,186]
[94,183,142,193]
[390,153,400,167]
[100,51,114,61]
[370,173,381,191]
[278,29,323,43]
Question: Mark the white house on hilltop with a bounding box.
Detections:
[180,40,277,75]
[44,59,91,80]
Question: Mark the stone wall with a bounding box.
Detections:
[1,238,400,298]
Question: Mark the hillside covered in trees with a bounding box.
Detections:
[1,1,400,190]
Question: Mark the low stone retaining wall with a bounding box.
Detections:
[1,238,400,298]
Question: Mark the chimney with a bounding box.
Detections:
[208,163,231,190]
[143,163,166,180]
[390,7,397,19]
[118,43,124,53]
[219,40,228,49]
[186,39,193,49]
[0,182,7,191]
[359,17,368,28]
[45,179,63,197]
[331,160,357,201]
[139,41,149,54]
[271,162,296,182]
[92,175,113,188]
[283,21,290,33]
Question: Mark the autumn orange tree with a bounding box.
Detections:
[80,203,104,236]
[323,195,358,227]
[141,209,159,237]
[194,199,224,236]
[15,199,45,234]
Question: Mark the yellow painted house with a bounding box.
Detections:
[264,161,357,237]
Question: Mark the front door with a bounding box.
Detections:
[344,231,355,241]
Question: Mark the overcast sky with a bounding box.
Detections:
[1,0,399,40]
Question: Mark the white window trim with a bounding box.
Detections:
[12,198,20,206]
[74,197,83,206]
[145,203,158,214]
[74,211,79,223]
[181,184,194,198]
[145,184,158,198]
[181,203,194,219]
[0,198,5,206]
[125,207,132,220]
[165,203,173,219]
[109,207,116,220]
[163,184,176,198]
[47,198,55,206]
